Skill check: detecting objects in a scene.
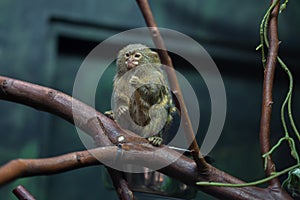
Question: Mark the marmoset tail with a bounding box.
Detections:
[106,44,176,146]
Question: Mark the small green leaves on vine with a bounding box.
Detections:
[196,164,300,187]
[258,0,300,190]
[280,0,289,13]
[283,168,300,198]
[258,0,300,189]
[255,44,263,51]
[197,0,300,189]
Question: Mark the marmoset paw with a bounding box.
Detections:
[104,110,114,120]
[148,136,163,146]
[129,76,140,86]
[117,105,129,117]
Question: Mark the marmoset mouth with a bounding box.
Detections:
[125,60,139,69]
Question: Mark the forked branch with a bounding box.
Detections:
[136,0,208,170]
[259,0,281,187]
[0,76,293,199]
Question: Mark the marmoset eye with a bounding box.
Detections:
[134,53,142,59]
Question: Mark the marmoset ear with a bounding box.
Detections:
[150,51,160,63]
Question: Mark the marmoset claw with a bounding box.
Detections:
[148,136,163,146]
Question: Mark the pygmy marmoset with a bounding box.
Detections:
[106,44,176,146]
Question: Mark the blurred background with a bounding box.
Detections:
[0,0,300,199]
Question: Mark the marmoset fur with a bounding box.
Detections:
[106,44,176,146]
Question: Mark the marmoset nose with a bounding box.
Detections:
[127,57,134,62]
[125,57,136,69]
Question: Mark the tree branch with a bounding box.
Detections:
[0,149,101,187]
[12,185,36,200]
[0,142,293,200]
[106,168,135,200]
[259,0,281,187]
[0,76,136,200]
[136,0,208,171]
[0,75,293,199]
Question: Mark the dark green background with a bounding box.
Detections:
[0,0,299,199]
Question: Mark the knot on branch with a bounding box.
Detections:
[267,100,274,107]
[76,152,84,164]
[0,79,10,94]
[150,28,159,37]
[47,90,56,98]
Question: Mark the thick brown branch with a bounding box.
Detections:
[136,0,208,170]
[259,0,280,187]
[0,75,293,199]
[0,149,100,187]
[1,147,133,200]
[0,143,291,200]
[0,76,136,200]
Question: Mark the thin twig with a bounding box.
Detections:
[136,0,208,171]
[12,185,36,200]
[259,0,281,187]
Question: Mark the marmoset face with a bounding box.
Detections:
[116,44,160,77]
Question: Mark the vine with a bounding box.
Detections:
[197,0,300,190]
